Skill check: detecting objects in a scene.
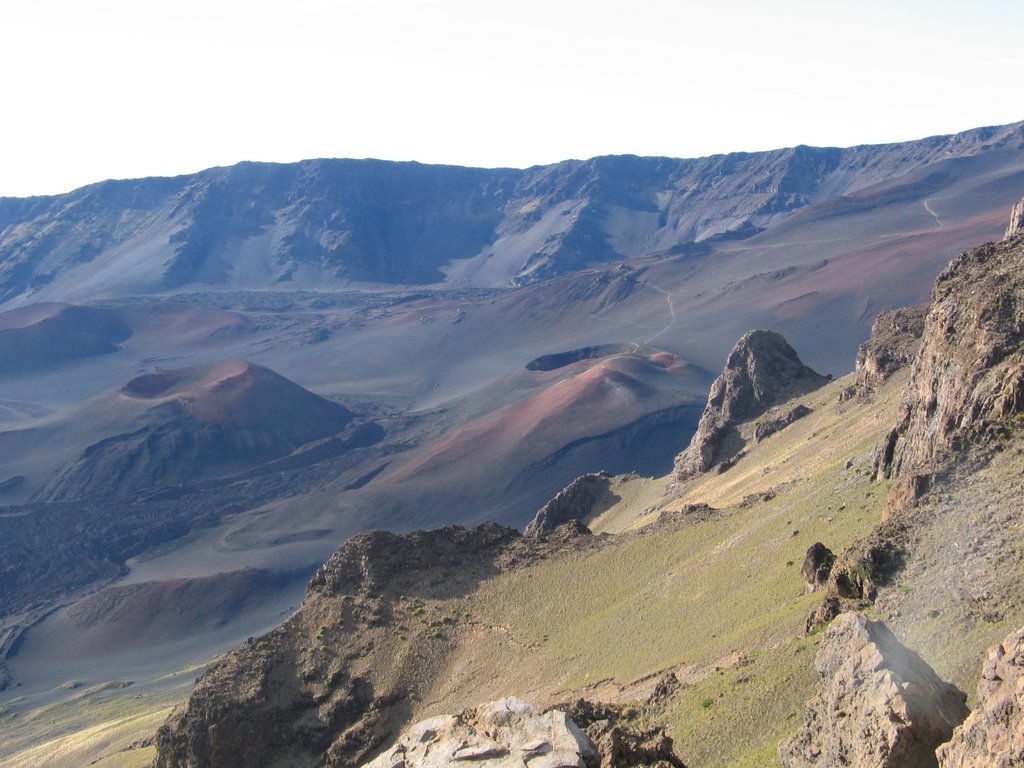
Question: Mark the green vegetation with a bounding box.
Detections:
[452,372,903,767]
[0,683,185,768]
[663,639,819,767]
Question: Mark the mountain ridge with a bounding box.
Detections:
[2,121,1021,305]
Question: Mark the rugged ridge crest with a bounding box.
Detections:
[152,522,597,768]
[2,122,1022,301]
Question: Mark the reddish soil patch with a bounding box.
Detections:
[60,568,294,654]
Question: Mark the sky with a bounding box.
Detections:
[2,0,1022,197]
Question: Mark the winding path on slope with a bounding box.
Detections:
[643,281,677,344]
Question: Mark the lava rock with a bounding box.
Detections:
[672,330,827,482]
[878,233,1024,496]
[753,403,812,443]
[937,623,1024,767]
[1005,195,1024,240]
[525,472,613,539]
[853,304,928,393]
[780,612,968,768]
[801,543,835,591]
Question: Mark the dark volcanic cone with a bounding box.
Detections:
[42,360,354,501]
[0,303,131,375]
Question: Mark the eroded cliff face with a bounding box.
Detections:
[671,330,827,482]
[805,212,1024,630]
[851,304,928,394]
[877,233,1024,492]
[4,123,1021,301]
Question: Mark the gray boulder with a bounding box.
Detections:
[361,697,599,768]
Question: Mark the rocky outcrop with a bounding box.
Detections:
[877,235,1024,491]
[753,403,812,443]
[671,330,827,481]
[562,699,685,768]
[585,720,684,768]
[152,522,605,768]
[780,613,967,768]
[363,697,686,768]
[153,523,523,768]
[854,304,928,392]
[801,543,835,591]
[361,697,599,768]
[810,218,1024,630]
[1006,196,1024,240]
[937,624,1024,767]
[525,472,612,539]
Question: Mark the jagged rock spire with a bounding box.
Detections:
[672,330,826,482]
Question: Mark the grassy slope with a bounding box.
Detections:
[0,678,192,768]
[3,370,907,768]
[412,371,906,768]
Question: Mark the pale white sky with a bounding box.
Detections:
[2,0,1022,197]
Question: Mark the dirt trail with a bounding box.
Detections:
[644,282,676,344]
[923,199,944,229]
